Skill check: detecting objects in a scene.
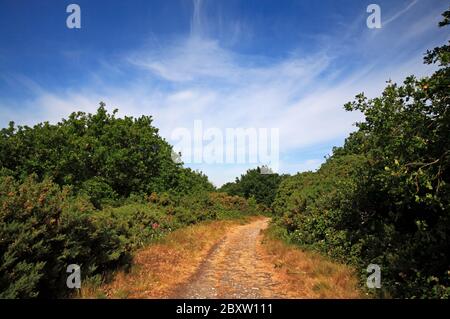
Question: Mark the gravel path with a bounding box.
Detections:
[174,217,287,299]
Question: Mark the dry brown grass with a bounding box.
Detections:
[80,218,252,298]
[259,229,363,299]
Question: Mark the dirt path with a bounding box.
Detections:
[173,217,287,298]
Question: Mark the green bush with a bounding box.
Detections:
[0,175,131,298]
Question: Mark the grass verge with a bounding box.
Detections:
[260,224,364,298]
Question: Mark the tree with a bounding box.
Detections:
[219,166,285,207]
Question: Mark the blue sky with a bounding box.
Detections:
[0,0,448,186]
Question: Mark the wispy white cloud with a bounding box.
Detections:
[384,0,419,26]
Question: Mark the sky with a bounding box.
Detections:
[0,0,448,186]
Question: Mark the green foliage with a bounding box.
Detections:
[273,12,450,298]
[219,166,285,207]
[0,175,129,298]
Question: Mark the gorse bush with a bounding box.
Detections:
[273,11,450,299]
[0,175,129,298]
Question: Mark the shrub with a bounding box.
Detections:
[0,175,131,298]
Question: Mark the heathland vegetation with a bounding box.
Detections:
[0,106,261,298]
